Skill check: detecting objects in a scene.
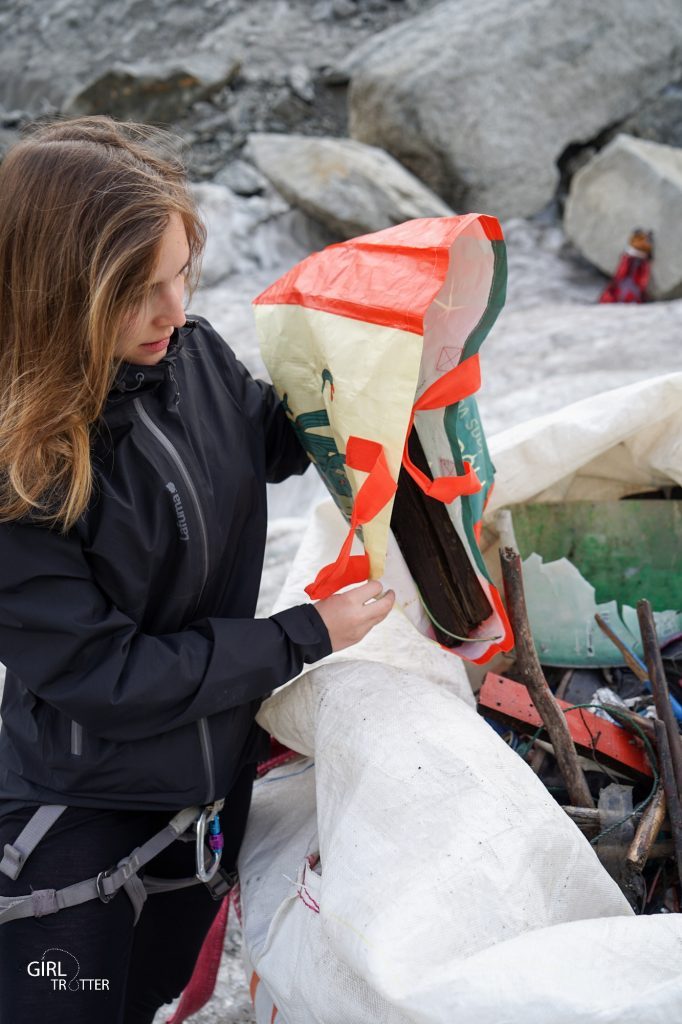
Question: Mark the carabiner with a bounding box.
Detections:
[195,805,223,883]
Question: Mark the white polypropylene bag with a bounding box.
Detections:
[485,371,682,509]
[240,655,682,1022]
[237,377,682,1022]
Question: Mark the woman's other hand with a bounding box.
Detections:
[314,581,395,653]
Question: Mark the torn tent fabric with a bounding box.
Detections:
[253,215,512,664]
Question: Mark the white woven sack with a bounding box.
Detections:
[239,757,413,1024]
[235,403,682,1022]
[239,660,682,1023]
[485,371,682,510]
[238,643,638,1019]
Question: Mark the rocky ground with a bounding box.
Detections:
[0,0,437,171]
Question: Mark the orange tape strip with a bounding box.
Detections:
[401,354,483,503]
[305,437,396,600]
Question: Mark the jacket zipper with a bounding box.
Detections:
[134,396,215,804]
[133,397,209,609]
[71,720,83,756]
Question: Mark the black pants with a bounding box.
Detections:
[0,765,255,1024]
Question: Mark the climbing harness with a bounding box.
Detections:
[0,798,229,927]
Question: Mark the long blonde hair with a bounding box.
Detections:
[0,116,206,530]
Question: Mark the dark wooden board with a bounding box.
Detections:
[390,429,491,646]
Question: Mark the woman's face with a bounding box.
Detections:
[115,212,190,366]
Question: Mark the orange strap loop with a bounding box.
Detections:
[401,353,483,503]
[304,437,397,601]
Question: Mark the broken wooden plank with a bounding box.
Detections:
[390,428,491,645]
[563,805,642,838]
[529,669,573,775]
[595,613,649,683]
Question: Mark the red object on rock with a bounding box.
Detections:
[599,229,653,304]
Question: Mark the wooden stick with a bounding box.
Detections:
[529,669,573,774]
[564,804,673,859]
[653,718,682,886]
[594,613,649,683]
[637,600,682,798]
[626,786,667,872]
[500,547,595,809]
[563,805,641,837]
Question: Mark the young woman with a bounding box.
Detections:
[0,116,394,1023]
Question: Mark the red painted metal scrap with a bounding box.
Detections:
[479,672,652,779]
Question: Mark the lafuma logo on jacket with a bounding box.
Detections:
[165,481,190,541]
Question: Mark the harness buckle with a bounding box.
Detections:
[96,866,117,904]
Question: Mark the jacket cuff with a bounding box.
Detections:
[270,604,332,664]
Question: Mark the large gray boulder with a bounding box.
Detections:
[346,0,682,219]
[247,132,453,238]
[65,56,240,124]
[620,80,682,151]
[564,134,682,301]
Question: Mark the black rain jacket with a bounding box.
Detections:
[0,316,331,813]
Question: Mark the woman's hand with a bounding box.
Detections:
[314,580,396,653]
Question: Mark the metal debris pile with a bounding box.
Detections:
[478,496,682,915]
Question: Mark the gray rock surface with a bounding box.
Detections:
[345,0,682,218]
[479,298,682,434]
[0,123,17,161]
[192,181,336,290]
[192,178,338,289]
[564,134,682,300]
[248,132,453,237]
[65,56,240,124]
[214,159,269,197]
[192,183,239,286]
[620,79,682,151]
[0,0,428,178]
